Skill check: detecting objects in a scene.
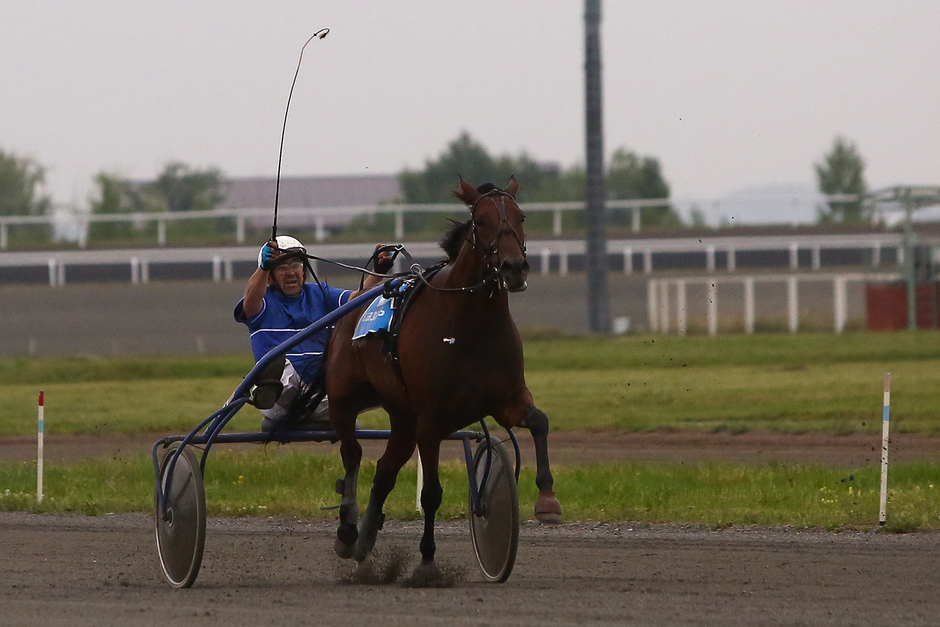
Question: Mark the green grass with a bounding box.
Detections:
[2,332,940,436]
[3,332,940,526]
[2,450,938,530]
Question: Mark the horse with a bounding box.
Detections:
[325,176,562,580]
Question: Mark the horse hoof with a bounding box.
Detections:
[535,490,562,524]
[334,537,355,560]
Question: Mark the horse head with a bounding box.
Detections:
[453,176,529,292]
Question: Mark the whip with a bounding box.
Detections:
[272,28,330,241]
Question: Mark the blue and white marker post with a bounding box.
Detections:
[879,373,890,526]
[37,391,44,504]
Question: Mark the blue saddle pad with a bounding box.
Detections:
[352,295,395,340]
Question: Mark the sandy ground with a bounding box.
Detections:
[3,430,940,625]
[3,513,940,626]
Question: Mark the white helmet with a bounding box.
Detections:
[258,235,307,268]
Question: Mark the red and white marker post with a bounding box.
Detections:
[37,391,44,504]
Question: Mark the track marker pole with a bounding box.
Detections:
[879,373,890,526]
[37,391,44,504]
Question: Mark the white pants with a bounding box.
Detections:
[259,360,331,429]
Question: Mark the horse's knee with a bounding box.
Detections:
[525,406,549,437]
[420,483,443,514]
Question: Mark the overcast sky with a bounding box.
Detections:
[2,1,938,214]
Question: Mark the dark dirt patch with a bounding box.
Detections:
[3,429,939,468]
[3,513,940,626]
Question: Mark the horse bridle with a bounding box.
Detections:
[414,189,527,295]
[468,189,527,273]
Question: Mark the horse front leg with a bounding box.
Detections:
[410,438,444,581]
[334,432,362,559]
[526,406,562,524]
[353,426,415,562]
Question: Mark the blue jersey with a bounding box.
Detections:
[235,283,352,382]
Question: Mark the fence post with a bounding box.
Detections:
[788,276,799,333]
[540,248,550,275]
[394,209,404,240]
[707,280,717,336]
[676,279,687,336]
[871,242,881,267]
[212,256,222,282]
[812,246,821,271]
[157,220,167,246]
[727,246,736,272]
[47,259,57,287]
[744,277,755,334]
[236,215,245,244]
[553,207,562,237]
[623,247,633,274]
[705,244,716,273]
[789,243,799,270]
[643,249,653,275]
[833,275,847,333]
[0,222,6,250]
[131,257,140,284]
[659,281,670,334]
[632,206,641,233]
[647,280,659,333]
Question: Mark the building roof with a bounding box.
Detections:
[218,174,402,209]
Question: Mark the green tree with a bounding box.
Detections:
[400,131,557,203]
[605,147,677,228]
[815,136,868,224]
[150,161,224,212]
[88,172,138,241]
[0,148,50,216]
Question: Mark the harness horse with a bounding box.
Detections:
[327,176,562,580]
[152,177,561,588]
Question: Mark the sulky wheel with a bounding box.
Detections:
[154,441,206,588]
[469,438,519,583]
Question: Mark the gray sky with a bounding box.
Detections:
[2,1,938,213]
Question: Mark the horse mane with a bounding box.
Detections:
[439,219,471,261]
[441,181,502,261]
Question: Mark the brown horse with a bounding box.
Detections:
[325,176,561,579]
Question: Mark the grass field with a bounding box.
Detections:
[2,331,939,528]
[3,331,940,436]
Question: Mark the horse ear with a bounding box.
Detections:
[506,175,519,199]
[454,176,480,206]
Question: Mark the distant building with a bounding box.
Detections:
[219,173,402,229]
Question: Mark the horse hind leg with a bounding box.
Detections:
[526,406,562,524]
[353,427,416,562]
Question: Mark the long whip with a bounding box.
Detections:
[272,28,330,241]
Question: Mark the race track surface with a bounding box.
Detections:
[3,512,939,626]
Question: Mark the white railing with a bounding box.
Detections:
[648,272,899,336]
[0,199,675,251]
[0,233,908,288]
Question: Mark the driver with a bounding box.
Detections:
[234,235,392,431]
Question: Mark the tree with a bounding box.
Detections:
[605,147,678,228]
[150,161,224,212]
[400,131,559,204]
[815,136,868,224]
[0,148,51,216]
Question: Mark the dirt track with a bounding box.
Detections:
[3,513,940,626]
[5,430,940,625]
